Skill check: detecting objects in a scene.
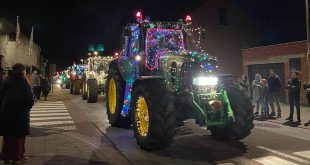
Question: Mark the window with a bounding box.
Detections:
[8,32,16,41]
[289,58,301,71]
[219,8,227,25]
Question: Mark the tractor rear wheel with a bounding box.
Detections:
[82,80,87,100]
[209,85,254,141]
[131,79,175,151]
[87,79,98,103]
[70,81,74,94]
[73,79,81,95]
[106,66,131,128]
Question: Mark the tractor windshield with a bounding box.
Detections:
[145,28,185,53]
[145,28,185,69]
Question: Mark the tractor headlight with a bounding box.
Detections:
[193,76,218,86]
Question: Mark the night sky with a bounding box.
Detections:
[0,0,307,69]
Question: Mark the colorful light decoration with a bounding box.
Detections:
[136,11,143,22]
[185,15,192,24]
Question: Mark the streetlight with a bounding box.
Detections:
[94,51,98,55]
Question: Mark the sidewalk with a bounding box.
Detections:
[254,102,310,130]
[0,84,130,165]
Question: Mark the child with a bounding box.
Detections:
[260,79,269,117]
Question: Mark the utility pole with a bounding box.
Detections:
[306,0,310,80]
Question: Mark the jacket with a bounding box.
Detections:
[0,77,34,137]
[268,75,281,93]
[31,73,40,87]
[252,79,262,101]
[287,78,301,95]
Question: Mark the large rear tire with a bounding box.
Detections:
[82,80,88,100]
[87,79,98,103]
[131,79,175,151]
[106,66,131,128]
[70,80,74,94]
[209,85,254,141]
[73,79,81,95]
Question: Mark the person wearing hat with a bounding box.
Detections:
[286,71,301,122]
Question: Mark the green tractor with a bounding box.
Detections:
[81,55,113,103]
[106,13,254,151]
[69,64,84,95]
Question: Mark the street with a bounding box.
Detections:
[0,85,308,165]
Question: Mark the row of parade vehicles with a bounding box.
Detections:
[57,12,254,151]
[58,52,113,103]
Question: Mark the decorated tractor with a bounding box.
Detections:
[106,13,254,151]
[59,70,71,89]
[69,64,85,95]
[81,54,113,103]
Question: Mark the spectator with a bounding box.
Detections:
[252,73,262,116]
[0,63,34,163]
[268,69,282,118]
[41,76,50,101]
[303,81,310,106]
[238,74,249,94]
[38,73,44,100]
[286,72,301,122]
[260,79,269,117]
[31,70,40,100]
[0,67,4,84]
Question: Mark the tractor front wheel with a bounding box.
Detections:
[106,66,131,128]
[87,79,98,103]
[209,85,254,141]
[131,79,175,151]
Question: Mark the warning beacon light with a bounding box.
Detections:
[136,11,143,22]
[185,15,192,24]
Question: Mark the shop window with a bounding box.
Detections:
[289,58,301,71]
[219,8,227,25]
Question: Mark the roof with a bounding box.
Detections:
[0,18,16,34]
[242,40,307,51]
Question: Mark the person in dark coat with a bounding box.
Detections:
[286,72,301,122]
[268,69,282,118]
[0,63,34,163]
[303,81,310,106]
[41,76,50,101]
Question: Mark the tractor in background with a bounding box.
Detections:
[81,53,113,103]
[69,63,85,95]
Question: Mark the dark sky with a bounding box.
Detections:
[0,0,307,69]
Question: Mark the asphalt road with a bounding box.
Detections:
[33,85,310,165]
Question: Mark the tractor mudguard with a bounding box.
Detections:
[110,57,138,82]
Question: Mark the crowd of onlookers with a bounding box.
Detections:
[238,68,310,123]
[0,63,51,164]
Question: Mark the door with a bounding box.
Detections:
[248,63,285,102]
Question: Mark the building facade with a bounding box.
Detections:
[0,18,42,70]
[243,41,309,104]
[191,0,258,75]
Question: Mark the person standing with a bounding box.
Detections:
[41,76,50,101]
[268,69,282,118]
[286,72,301,122]
[0,63,34,163]
[260,79,269,117]
[303,81,310,106]
[252,73,262,116]
[38,73,44,100]
[31,70,40,100]
[238,74,249,94]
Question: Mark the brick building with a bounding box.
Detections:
[191,0,258,75]
[242,41,309,104]
[0,18,43,70]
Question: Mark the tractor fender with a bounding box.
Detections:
[109,57,138,82]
